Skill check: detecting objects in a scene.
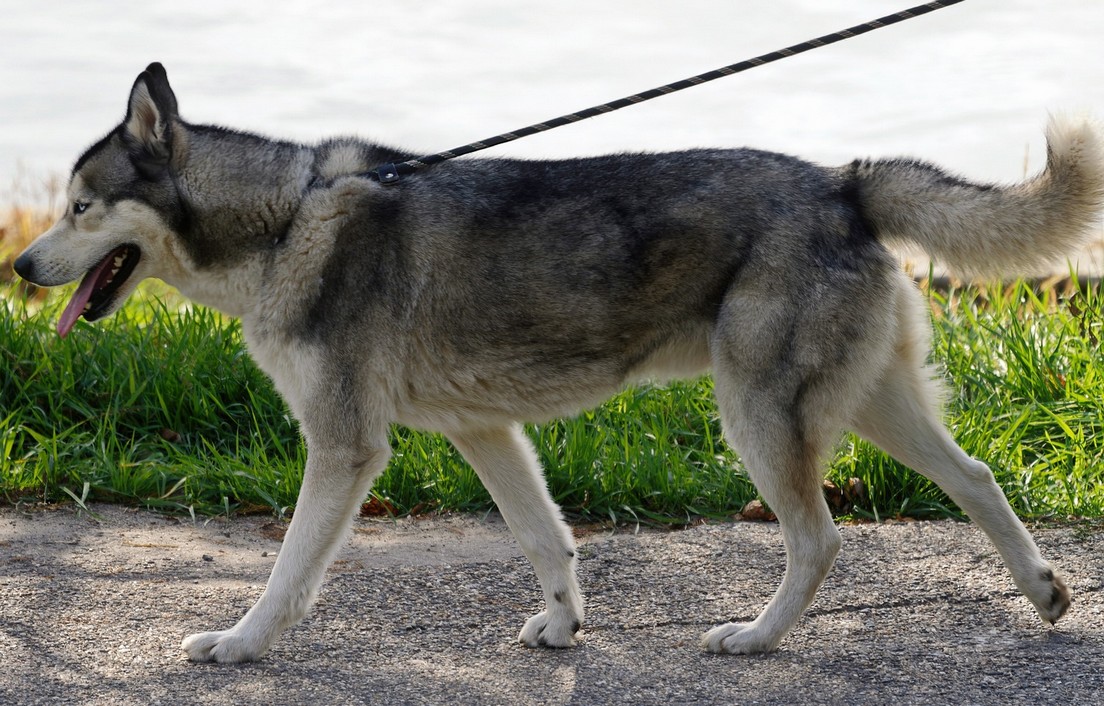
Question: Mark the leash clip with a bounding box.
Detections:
[376,163,401,185]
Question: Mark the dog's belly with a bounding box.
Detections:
[392,335,712,431]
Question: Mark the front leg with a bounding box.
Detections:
[183,443,390,663]
[448,425,583,647]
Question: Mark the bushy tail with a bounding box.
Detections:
[846,115,1104,278]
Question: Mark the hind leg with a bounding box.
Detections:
[851,363,1070,624]
[447,424,582,647]
[702,378,844,654]
[699,263,901,654]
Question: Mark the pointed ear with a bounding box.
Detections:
[124,62,179,178]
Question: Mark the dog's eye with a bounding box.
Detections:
[72,201,89,215]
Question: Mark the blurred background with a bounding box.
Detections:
[1,0,1100,201]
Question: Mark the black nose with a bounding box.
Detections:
[12,252,35,281]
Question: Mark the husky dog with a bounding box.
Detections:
[15,63,1104,663]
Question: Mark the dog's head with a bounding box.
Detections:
[14,62,190,337]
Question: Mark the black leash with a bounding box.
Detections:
[370,0,966,185]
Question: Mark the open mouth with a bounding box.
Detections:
[57,245,142,338]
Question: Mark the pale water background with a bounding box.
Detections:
[1,0,1102,204]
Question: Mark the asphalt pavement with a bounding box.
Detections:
[1,505,1101,705]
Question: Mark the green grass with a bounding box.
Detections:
[1,278,1102,523]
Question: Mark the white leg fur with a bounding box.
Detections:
[851,364,1070,624]
[182,445,390,662]
[698,269,890,655]
[701,391,842,654]
[448,425,583,647]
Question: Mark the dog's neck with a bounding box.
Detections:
[173,125,314,266]
[161,127,418,320]
[148,126,312,316]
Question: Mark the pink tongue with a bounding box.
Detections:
[57,252,118,338]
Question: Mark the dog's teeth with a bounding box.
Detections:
[113,255,125,268]
[111,268,120,277]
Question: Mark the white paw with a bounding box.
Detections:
[518,610,581,648]
[182,628,270,663]
[701,621,778,655]
[1022,566,1071,625]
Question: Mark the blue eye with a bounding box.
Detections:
[73,201,89,215]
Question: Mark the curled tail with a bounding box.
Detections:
[846,115,1104,278]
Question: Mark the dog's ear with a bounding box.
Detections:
[124,62,179,179]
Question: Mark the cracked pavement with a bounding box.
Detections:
[1,505,1102,705]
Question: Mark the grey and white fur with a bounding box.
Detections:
[14,63,1104,663]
